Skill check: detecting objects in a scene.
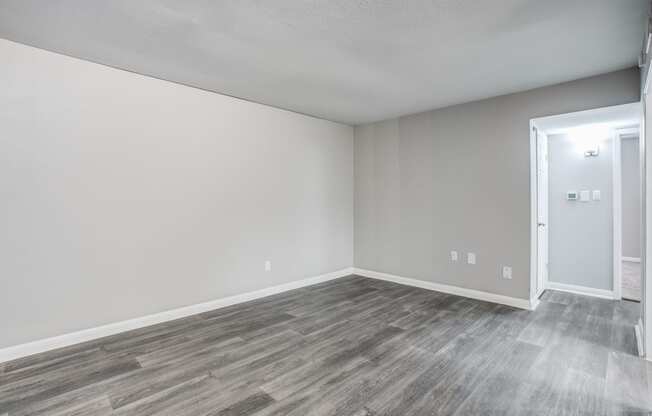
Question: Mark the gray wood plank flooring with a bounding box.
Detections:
[1,275,650,415]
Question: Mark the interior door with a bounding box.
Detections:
[536,129,549,298]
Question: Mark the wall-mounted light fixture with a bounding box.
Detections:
[567,124,610,158]
[584,146,600,157]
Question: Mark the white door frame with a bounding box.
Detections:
[643,65,652,360]
[529,121,541,306]
[613,128,622,300]
[529,103,641,307]
[613,127,642,301]
[537,128,549,300]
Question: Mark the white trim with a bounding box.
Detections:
[614,127,641,301]
[353,268,535,310]
[529,297,541,311]
[635,318,645,358]
[643,69,648,376]
[546,281,615,300]
[529,120,539,302]
[623,256,642,263]
[645,90,652,361]
[645,59,652,96]
[533,103,641,133]
[614,129,623,300]
[0,267,354,364]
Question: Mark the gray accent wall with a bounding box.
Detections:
[622,136,641,258]
[547,134,613,291]
[354,68,640,300]
[0,40,354,349]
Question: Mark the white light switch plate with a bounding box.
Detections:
[592,190,601,201]
[265,260,272,272]
[451,251,458,262]
[467,253,476,265]
[580,190,590,202]
[502,266,512,279]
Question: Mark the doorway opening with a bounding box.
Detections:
[619,128,643,301]
[529,103,642,318]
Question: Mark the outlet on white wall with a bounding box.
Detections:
[467,253,476,265]
[502,266,512,279]
[264,260,272,272]
[450,250,458,262]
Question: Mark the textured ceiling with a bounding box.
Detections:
[0,0,648,125]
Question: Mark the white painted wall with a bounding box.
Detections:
[547,134,613,291]
[0,40,354,349]
[355,69,640,300]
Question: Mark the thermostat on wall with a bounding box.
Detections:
[566,191,578,201]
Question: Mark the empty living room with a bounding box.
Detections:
[2,1,652,415]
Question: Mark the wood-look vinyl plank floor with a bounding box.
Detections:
[1,275,650,415]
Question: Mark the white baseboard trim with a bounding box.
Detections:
[352,268,534,310]
[0,267,354,364]
[546,281,615,300]
[622,256,641,263]
[635,318,645,358]
[529,297,541,311]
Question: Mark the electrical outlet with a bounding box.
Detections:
[451,251,458,262]
[467,253,476,265]
[502,266,512,279]
[265,260,272,272]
